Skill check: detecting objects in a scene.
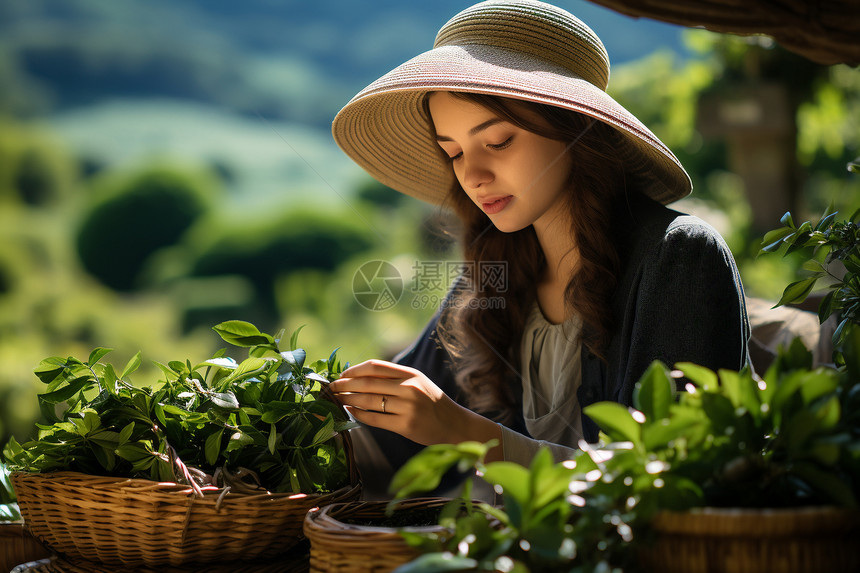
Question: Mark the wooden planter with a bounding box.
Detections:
[640,506,860,573]
[303,498,455,573]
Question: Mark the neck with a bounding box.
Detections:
[533,208,578,285]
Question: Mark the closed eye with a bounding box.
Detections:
[488,136,513,150]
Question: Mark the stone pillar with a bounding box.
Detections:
[698,82,799,233]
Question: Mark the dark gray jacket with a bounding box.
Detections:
[356,197,750,484]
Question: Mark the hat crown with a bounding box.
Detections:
[433,0,610,91]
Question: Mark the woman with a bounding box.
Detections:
[328,0,749,483]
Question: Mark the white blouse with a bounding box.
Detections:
[499,299,585,464]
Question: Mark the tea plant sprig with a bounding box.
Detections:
[760,204,860,359]
[2,321,357,495]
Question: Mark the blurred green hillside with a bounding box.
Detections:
[0,0,858,451]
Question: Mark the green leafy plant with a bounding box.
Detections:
[386,326,860,572]
[760,204,860,358]
[2,321,356,495]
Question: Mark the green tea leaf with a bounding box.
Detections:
[676,362,718,391]
[281,349,306,369]
[482,462,531,507]
[268,423,278,455]
[226,430,255,452]
[389,442,489,500]
[776,276,820,307]
[814,209,838,232]
[582,402,641,445]
[209,391,240,410]
[87,347,113,366]
[118,421,135,446]
[760,226,794,253]
[33,357,70,384]
[310,415,336,446]
[205,429,224,466]
[633,361,673,422]
[223,357,271,384]
[200,357,238,370]
[120,351,142,380]
[642,411,703,451]
[213,320,275,347]
[818,289,837,324]
[38,376,93,404]
[289,326,305,351]
[91,443,115,471]
[116,443,153,463]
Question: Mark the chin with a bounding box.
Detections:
[488,217,528,234]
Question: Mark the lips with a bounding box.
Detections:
[480,195,513,215]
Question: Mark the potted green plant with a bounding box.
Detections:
[373,206,860,573]
[2,320,359,570]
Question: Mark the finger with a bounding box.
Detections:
[329,375,405,395]
[340,359,415,379]
[335,392,395,414]
[345,406,400,432]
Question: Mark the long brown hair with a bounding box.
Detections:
[428,92,629,422]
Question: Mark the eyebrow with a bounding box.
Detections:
[435,118,504,142]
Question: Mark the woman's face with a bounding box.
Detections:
[428,92,573,234]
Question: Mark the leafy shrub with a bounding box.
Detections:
[3,321,356,494]
[761,204,860,360]
[76,166,212,291]
[189,207,376,301]
[388,327,860,572]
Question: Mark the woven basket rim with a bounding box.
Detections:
[306,497,455,535]
[11,469,357,501]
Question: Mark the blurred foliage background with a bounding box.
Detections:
[0,0,858,449]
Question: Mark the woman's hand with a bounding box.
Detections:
[329,359,501,449]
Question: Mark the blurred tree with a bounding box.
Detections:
[75,165,215,291]
[15,147,60,205]
[355,178,409,209]
[611,48,726,200]
[183,206,376,330]
[0,121,76,207]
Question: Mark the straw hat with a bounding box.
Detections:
[332,0,692,206]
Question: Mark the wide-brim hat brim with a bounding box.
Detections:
[333,41,692,207]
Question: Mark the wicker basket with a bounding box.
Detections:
[304,498,456,573]
[640,506,860,573]
[1,522,51,573]
[12,467,359,568]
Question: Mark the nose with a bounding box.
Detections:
[459,154,494,190]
